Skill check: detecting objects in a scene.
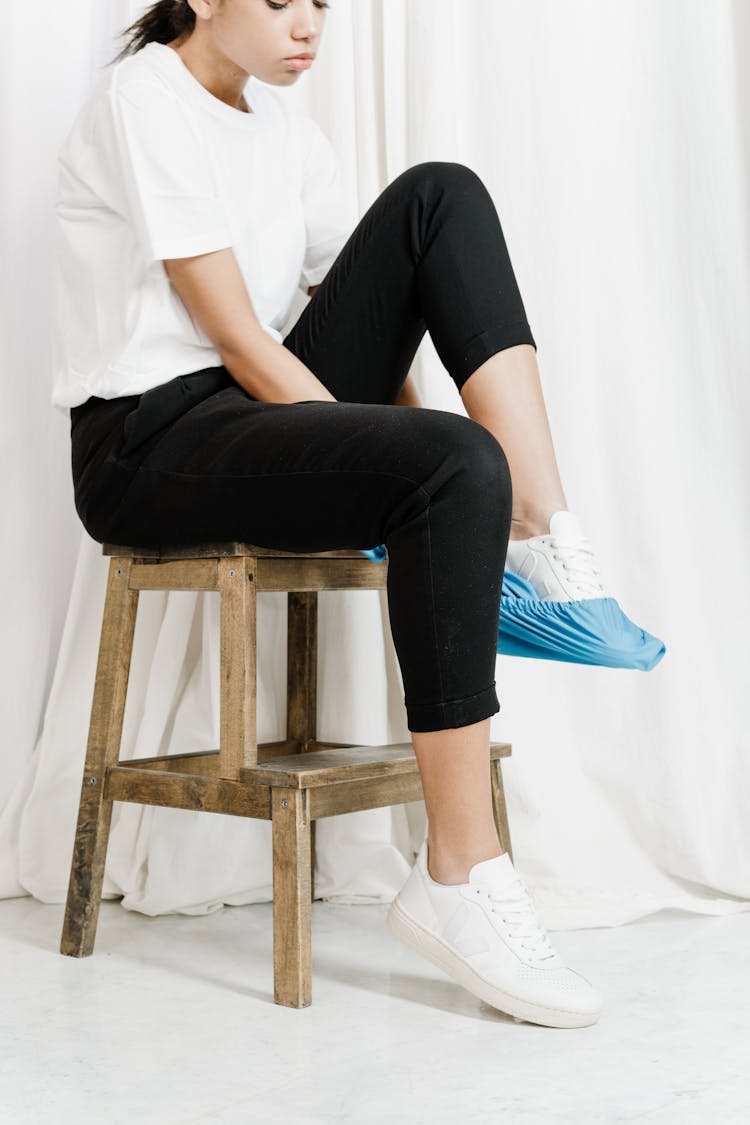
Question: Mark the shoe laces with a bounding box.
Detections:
[548,535,605,596]
[480,877,557,963]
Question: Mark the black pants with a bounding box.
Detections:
[70,161,536,732]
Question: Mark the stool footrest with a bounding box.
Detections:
[240,740,512,789]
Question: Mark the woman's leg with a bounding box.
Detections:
[283,161,541,877]
[282,160,537,406]
[285,160,565,546]
[460,345,569,541]
[412,718,503,884]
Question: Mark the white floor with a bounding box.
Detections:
[1,896,749,1124]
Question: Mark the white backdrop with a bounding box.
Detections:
[1,0,748,930]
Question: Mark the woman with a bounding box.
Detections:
[53,0,604,1028]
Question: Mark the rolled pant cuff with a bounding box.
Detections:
[406,682,500,733]
[455,321,537,392]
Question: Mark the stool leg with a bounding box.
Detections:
[287,591,318,901]
[490,757,514,865]
[287,591,317,751]
[218,556,257,777]
[60,558,138,957]
[272,786,312,1007]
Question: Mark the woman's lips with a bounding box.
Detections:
[285,57,313,70]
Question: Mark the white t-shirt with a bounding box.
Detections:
[51,41,351,413]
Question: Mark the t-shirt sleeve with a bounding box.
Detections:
[108,78,234,264]
[298,117,351,291]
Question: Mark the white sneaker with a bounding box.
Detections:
[505,510,610,601]
[387,838,603,1028]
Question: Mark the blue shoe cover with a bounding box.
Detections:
[359,544,388,563]
[496,570,666,669]
[359,546,666,671]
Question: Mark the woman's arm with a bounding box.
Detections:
[165,249,336,402]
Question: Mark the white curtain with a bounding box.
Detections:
[2,0,748,929]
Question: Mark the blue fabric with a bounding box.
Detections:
[495,570,666,669]
[360,545,389,563]
[359,546,666,670]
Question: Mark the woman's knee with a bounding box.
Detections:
[397,159,485,196]
[453,412,511,493]
[413,408,512,501]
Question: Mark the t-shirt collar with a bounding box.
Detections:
[145,41,259,129]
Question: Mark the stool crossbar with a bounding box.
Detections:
[60,541,514,1007]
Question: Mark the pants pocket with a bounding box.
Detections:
[119,368,235,459]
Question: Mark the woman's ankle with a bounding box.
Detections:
[426,837,505,885]
[509,509,563,540]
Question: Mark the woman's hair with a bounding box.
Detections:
[109,0,202,66]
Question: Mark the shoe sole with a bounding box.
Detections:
[387,896,601,1029]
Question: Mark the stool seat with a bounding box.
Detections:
[60,542,514,1007]
[103,541,377,558]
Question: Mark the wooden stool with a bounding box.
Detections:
[60,542,514,1007]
